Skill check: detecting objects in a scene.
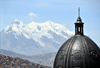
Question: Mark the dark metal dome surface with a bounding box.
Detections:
[53,8,100,68]
[53,35,100,68]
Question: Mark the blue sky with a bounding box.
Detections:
[1,0,100,47]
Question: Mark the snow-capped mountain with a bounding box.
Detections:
[0,20,74,55]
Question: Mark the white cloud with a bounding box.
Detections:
[28,12,38,17]
[21,12,38,22]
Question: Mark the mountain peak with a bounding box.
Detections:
[45,20,53,23]
[3,20,24,34]
[11,20,23,25]
[44,20,57,25]
[1,20,74,55]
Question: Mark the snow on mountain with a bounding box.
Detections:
[0,20,74,55]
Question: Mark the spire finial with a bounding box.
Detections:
[78,7,80,17]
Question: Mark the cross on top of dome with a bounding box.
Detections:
[78,7,80,17]
[76,7,83,23]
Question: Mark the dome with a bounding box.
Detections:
[53,8,100,68]
[53,35,100,68]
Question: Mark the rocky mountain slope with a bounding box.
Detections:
[0,54,52,68]
[0,49,56,67]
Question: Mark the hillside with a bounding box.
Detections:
[0,49,56,67]
[0,54,52,68]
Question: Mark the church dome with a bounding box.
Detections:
[53,8,100,68]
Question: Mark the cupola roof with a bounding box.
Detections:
[53,8,100,68]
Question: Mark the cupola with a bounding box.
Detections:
[53,8,100,68]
